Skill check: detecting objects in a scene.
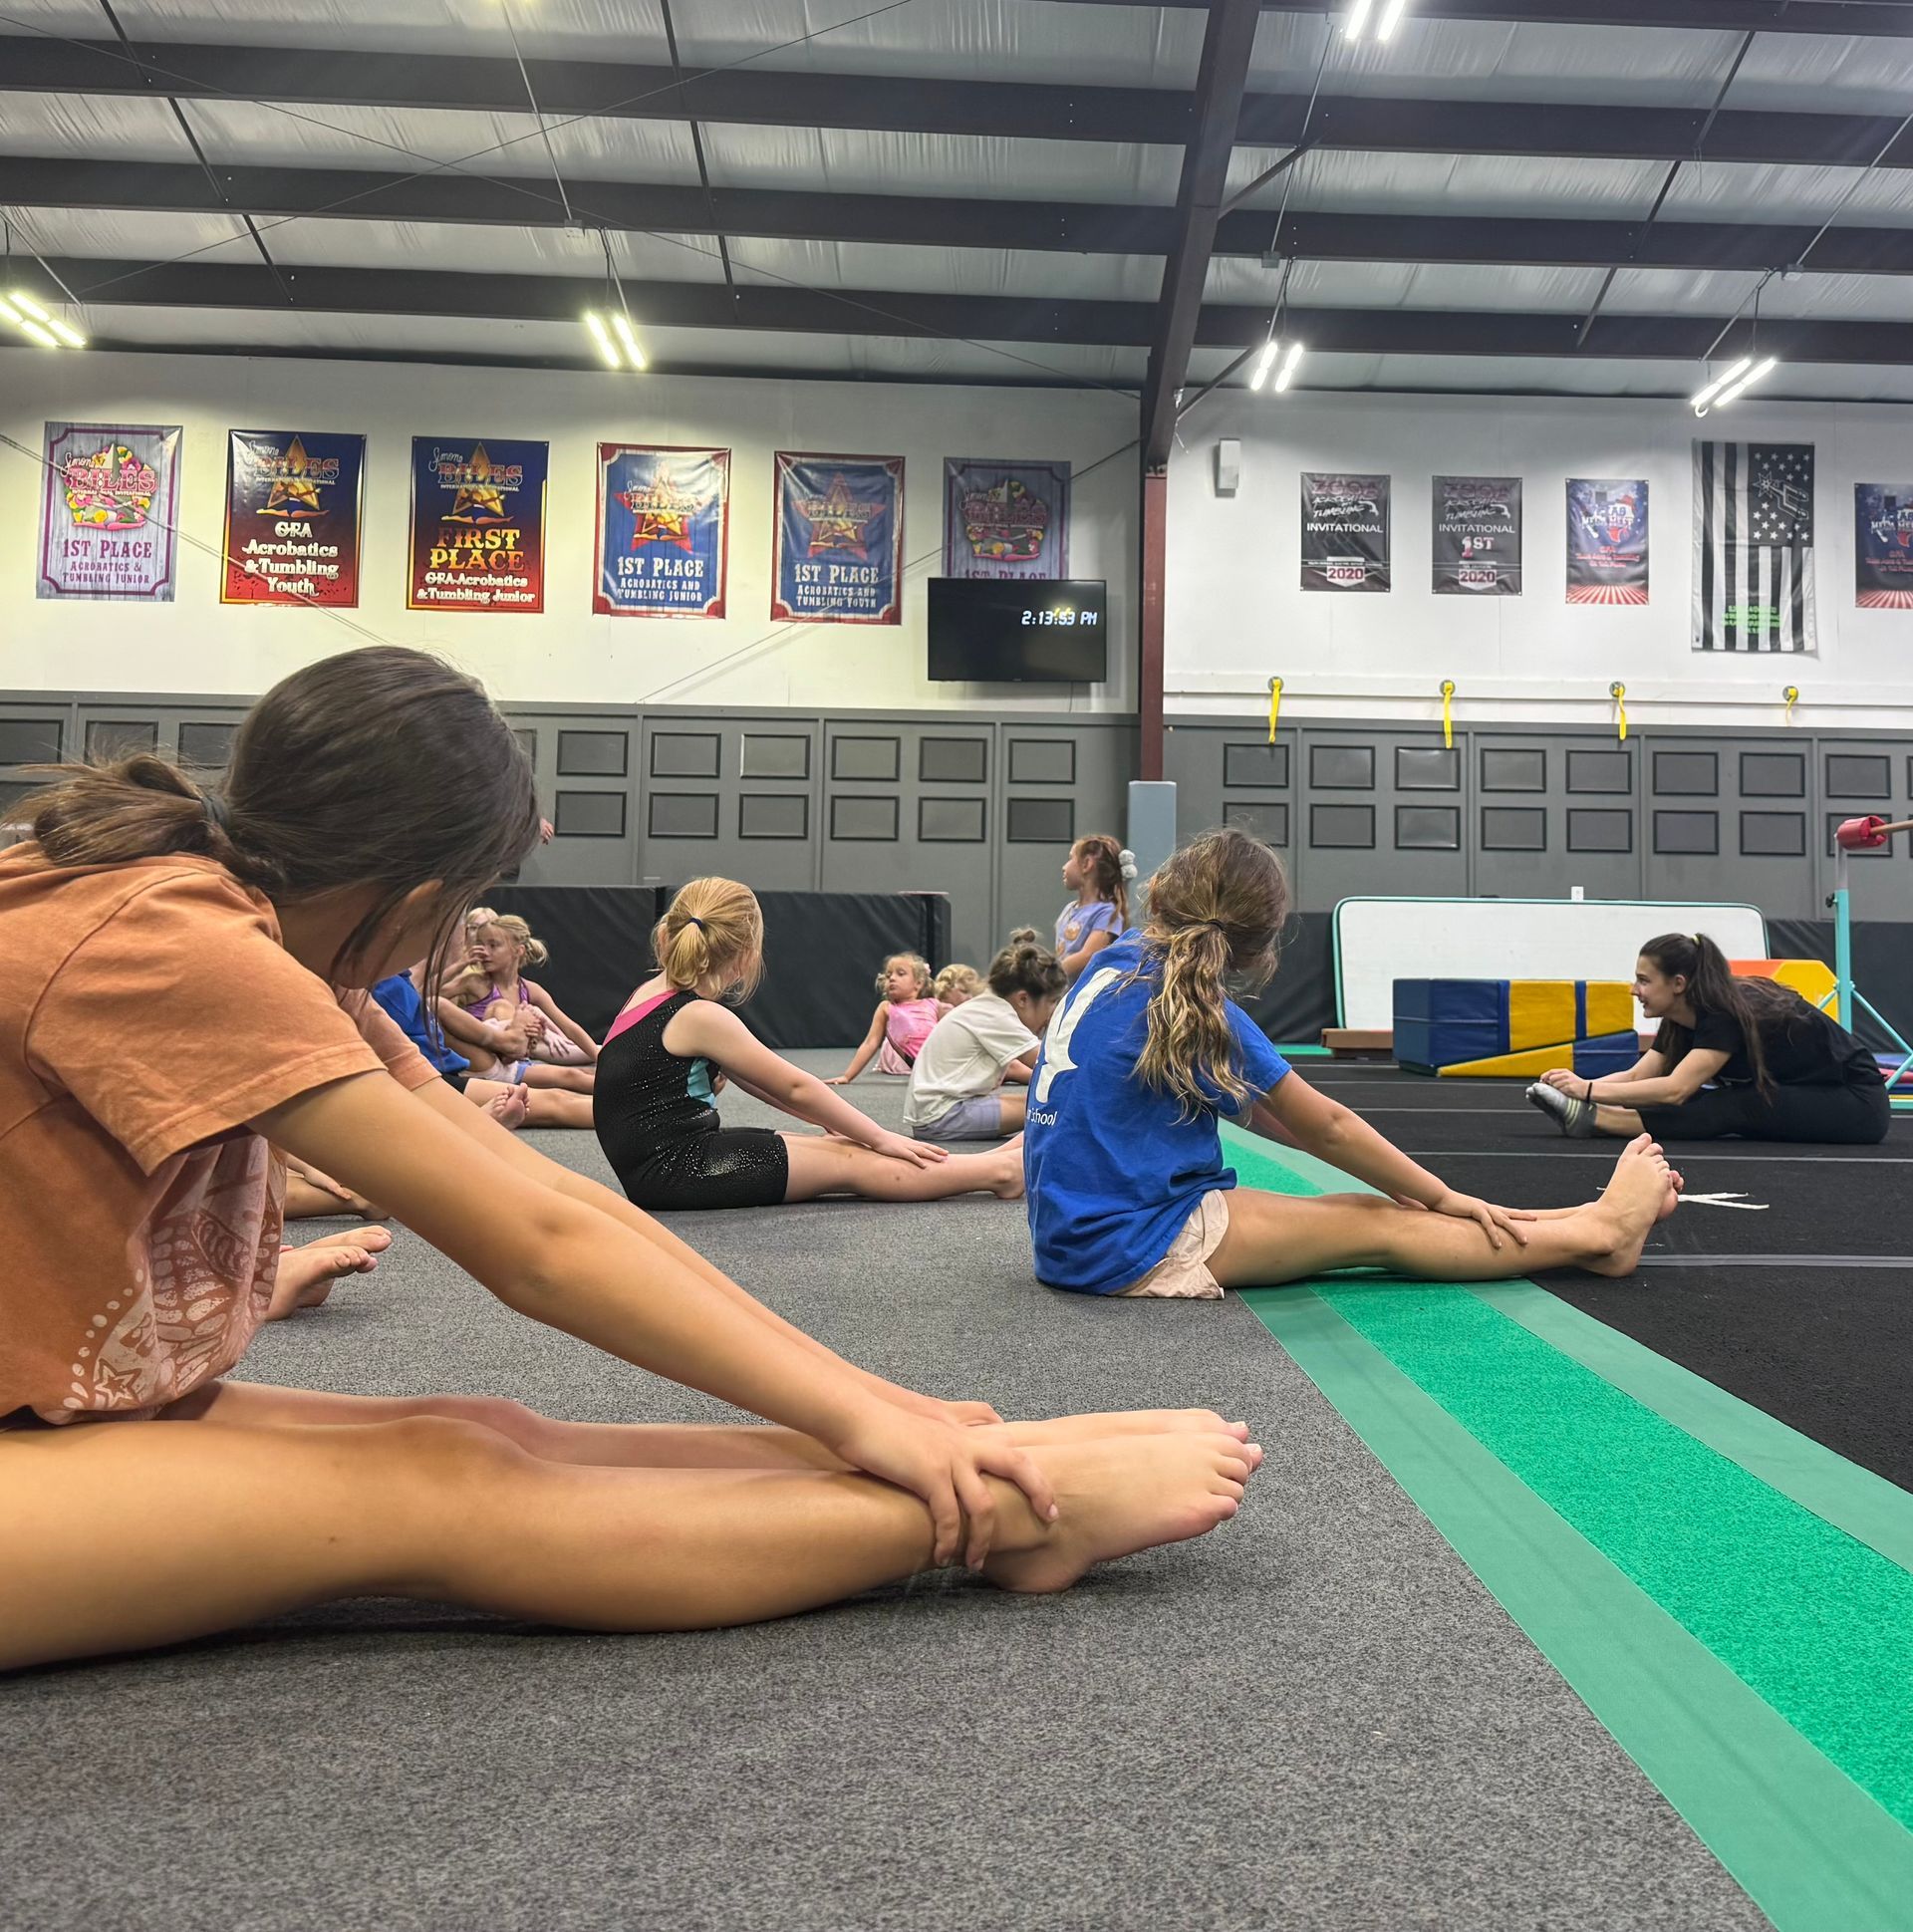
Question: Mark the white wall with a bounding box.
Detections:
[0,349,1138,711]
[1167,390,1913,731]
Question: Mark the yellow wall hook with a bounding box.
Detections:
[1440,680,1456,750]
[1610,681,1628,743]
[1267,676,1282,745]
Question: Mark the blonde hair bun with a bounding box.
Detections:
[658,877,765,997]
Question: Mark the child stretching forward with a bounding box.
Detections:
[596,883,1021,1210]
[830,953,942,1081]
[907,932,1065,1141]
[1024,827,1681,1298]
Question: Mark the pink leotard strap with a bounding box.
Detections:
[607,988,679,1044]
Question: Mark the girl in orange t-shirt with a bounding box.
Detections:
[0,646,1257,1674]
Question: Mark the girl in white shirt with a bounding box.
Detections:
[907,931,1067,1140]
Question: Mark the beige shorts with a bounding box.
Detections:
[1117,1190,1231,1299]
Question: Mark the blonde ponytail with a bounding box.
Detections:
[1131,826,1290,1116]
[1134,923,1243,1113]
[656,877,764,996]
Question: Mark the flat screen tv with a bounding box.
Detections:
[927,577,1108,683]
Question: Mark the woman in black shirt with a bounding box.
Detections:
[1526,931,1890,1144]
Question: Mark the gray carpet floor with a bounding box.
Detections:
[0,1053,1768,1932]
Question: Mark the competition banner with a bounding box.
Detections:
[408,437,547,614]
[222,429,365,607]
[771,451,903,624]
[1855,483,1913,609]
[594,444,730,618]
[1432,474,1521,596]
[1565,477,1649,605]
[1300,472,1390,592]
[943,458,1069,578]
[37,422,181,601]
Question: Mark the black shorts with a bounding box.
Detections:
[1638,1079,1891,1145]
[615,1125,790,1212]
[441,1069,471,1094]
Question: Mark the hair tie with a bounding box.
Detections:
[686,915,707,933]
[201,792,232,838]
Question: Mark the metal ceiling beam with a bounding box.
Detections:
[7,36,1913,169]
[0,156,1180,254]
[23,255,1913,365]
[1043,0,1913,33]
[8,156,1911,276]
[1142,0,1265,468]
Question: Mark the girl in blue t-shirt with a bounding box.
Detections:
[1054,833,1134,981]
[1023,827,1683,1298]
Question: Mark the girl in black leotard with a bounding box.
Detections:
[1527,931,1890,1145]
[595,878,1025,1211]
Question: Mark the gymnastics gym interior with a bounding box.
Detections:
[6,2,1913,1927]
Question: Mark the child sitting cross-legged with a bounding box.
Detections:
[906,932,1065,1142]
[595,881,1023,1210]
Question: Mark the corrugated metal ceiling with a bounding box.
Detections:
[0,0,1908,398]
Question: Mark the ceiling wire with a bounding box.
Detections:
[0,0,1142,393]
[497,0,575,230]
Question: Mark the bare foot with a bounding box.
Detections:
[1661,1167,1685,1223]
[266,1229,390,1320]
[485,1083,530,1129]
[997,1409,1257,1453]
[1581,1135,1674,1277]
[987,1143,1026,1201]
[981,1433,1252,1594]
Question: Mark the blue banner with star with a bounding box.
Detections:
[771,451,904,625]
[222,428,365,608]
[594,443,730,618]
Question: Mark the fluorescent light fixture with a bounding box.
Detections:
[1690,356,1753,415]
[0,293,20,324]
[47,316,86,349]
[1248,338,1280,392]
[1345,0,1375,37]
[1376,0,1410,39]
[16,318,60,349]
[610,309,646,370]
[1273,341,1305,392]
[583,310,621,369]
[10,291,50,324]
[1710,355,1777,412]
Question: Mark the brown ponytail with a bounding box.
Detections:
[1072,834,1131,926]
[23,647,539,979]
[987,930,1066,1001]
[1131,826,1289,1115]
[1640,930,1779,1100]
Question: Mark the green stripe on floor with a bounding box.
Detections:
[1221,1124,1913,1931]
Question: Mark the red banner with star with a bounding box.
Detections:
[771,451,904,625]
[408,436,548,614]
[222,428,365,608]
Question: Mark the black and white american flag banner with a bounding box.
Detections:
[1692,441,1817,654]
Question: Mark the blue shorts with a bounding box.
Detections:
[910,1092,1008,1141]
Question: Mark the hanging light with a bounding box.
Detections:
[609,308,646,371]
[0,289,85,349]
[1247,338,1281,392]
[1347,0,1410,41]
[1708,355,1778,413]
[1273,341,1306,392]
[582,310,622,369]
[1691,355,1777,416]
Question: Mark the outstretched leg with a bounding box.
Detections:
[169,1381,1258,1469]
[781,1133,1023,1203]
[1209,1134,1678,1288]
[0,1417,1251,1672]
